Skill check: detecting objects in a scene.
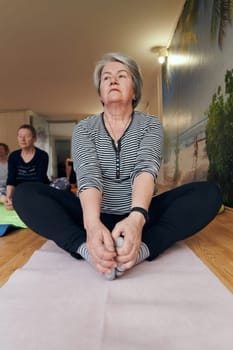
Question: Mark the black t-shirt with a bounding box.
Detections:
[7,147,50,186]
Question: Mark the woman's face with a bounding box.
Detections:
[17,128,36,149]
[0,145,8,158]
[99,61,135,107]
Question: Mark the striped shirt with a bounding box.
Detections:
[72,111,163,215]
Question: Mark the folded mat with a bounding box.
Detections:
[0,203,27,236]
[0,241,232,350]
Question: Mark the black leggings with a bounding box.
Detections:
[13,181,222,260]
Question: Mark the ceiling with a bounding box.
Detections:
[0,0,185,120]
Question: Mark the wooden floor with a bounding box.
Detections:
[0,207,233,292]
[185,206,233,293]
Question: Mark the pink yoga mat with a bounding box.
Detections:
[0,241,232,350]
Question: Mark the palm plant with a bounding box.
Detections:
[206,70,233,206]
[210,0,233,49]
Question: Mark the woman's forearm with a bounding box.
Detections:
[4,185,15,210]
[6,185,15,200]
[129,172,155,225]
[79,188,102,230]
[131,172,155,210]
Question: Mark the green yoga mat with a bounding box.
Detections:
[0,204,27,236]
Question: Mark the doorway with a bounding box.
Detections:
[55,139,71,178]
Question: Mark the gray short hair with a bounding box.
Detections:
[93,52,143,108]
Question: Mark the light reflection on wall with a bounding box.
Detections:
[163,112,192,129]
[167,53,200,67]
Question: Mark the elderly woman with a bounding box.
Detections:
[4,124,50,210]
[13,53,222,280]
[0,143,9,203]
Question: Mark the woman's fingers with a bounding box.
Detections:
[102,229,116,252]
[115,235,141,269]
[91,250,117,273]
[87,231,117,273]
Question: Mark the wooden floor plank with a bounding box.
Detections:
[185,208,233,293]
[0,229,46,287]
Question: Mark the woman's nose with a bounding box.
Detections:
[110,76,118,84]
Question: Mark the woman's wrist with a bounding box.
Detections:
[130,206,149,224]
[129,210,147,226]
[83,215,101,231]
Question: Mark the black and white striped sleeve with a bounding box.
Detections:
[71,119,103,193]
[130,116,163,184]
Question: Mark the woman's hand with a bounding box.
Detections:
[5,186,15,210]
[4,196,14,210]
[79,188,116,274]
[111,212,145,270]
[86,220,117,274]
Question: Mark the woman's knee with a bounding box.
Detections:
[13,182,46,207]
[195,181,222,210]
[199,181,221,199]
